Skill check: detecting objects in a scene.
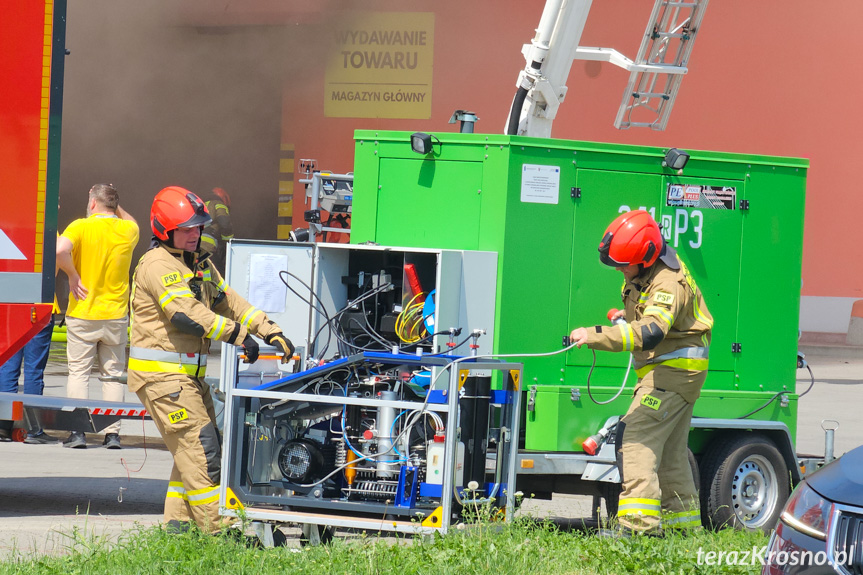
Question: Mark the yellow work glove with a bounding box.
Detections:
[265,332,295,364]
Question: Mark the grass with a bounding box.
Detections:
[0,519,769,575]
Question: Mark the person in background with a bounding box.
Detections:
[200,187,233,272]
[56,184,139,449]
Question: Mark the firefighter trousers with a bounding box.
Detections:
[616,383,701,532]
[133,374,225,533]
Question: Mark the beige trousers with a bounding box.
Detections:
[65,316,127,434]
[617,383,701,532]
[133,374,224,532]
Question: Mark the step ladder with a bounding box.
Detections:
[575,0,709,130]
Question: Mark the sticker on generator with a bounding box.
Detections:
[168,408,189,424]
[666,184,736,210]
[640,394,662,410]
[161,272,182,286]
[520,164,560,205]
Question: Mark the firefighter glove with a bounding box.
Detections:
[242,334,259,364]
[265,332,295,363]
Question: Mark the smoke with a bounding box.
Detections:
[59,0,349,272]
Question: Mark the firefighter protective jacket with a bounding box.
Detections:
[127,243,279,393]
[585,252,713,403]
[201,200,233,254]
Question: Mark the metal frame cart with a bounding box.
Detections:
[219,351,522,545]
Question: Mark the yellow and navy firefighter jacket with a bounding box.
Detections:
[127,243,278,393]
[585,255,713,403]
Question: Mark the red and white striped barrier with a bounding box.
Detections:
[89,407,148,418]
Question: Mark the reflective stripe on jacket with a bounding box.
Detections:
[128,346,208,377]
[127,244,280,392]
[202,201,234,248]
[585,254,713,402]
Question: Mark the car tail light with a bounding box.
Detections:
[780,481,833,541]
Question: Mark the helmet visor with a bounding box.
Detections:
[598,231,628,267]
[178,192,212,228]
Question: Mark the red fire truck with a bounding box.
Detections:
[0,0,64,368]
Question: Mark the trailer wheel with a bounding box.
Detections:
[299,523,335,546]
[700,434,789,532]
[12,428,27,442]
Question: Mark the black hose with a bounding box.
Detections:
[740,363,817,418]
[311,283,393,360]
[737,391,787,420]
[584,349,630,406]
[798,364,816,398]
[506,86,529,136]
[278,270,333,358]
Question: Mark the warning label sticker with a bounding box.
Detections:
[666,184,737,209]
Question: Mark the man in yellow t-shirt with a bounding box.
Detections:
[57,184,139,449]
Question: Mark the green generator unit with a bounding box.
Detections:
[350,129,808,530]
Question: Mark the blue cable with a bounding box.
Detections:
[390,410,408,457]
[340,406,409,464]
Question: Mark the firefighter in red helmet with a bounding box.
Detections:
[200,187,234,271]
[128,186,294,533]
[570,209,713,536]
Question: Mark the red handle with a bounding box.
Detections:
[404,263,423,297]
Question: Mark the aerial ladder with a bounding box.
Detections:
[505,0,709,138]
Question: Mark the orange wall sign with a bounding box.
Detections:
[324,12,434,119]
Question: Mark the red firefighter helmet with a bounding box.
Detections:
[598,209,665,268]
[212,187,231,209]
[150,186,212,241]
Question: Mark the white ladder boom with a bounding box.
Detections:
[604,0,710,130]
[509,0,709,137]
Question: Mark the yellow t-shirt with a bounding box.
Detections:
[61,213,139,320]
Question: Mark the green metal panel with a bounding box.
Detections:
[351,139,381,244]
[524,385,618,452]
[736,165,806,401]
[657,176,744,376]
[568,169,662,370]
[352,130,808,454]
[493,146,576,386]
[375,158,483,250]
[524,375,636,451]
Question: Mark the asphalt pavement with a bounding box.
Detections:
[0,348,860,556]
